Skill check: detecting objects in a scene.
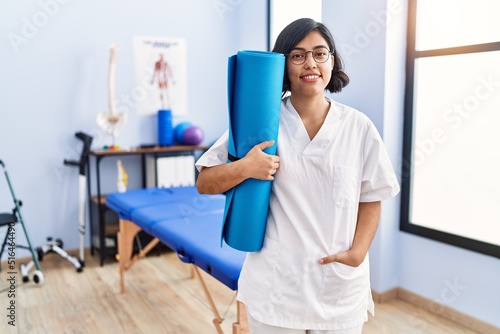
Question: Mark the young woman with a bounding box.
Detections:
[196,18,400,333]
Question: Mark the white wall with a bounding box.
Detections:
[324,0,500,329]
[0,0,267,259]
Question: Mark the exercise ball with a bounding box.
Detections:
[183,125,204,145]
[174,122,192,144]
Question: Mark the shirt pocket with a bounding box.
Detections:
[332,167,358,208]
[319,262,368,308]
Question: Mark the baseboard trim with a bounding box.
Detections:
[371,287,398,303]
[0,247,89,268]
[372,287,499,334]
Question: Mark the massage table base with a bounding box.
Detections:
[117,217,242,333]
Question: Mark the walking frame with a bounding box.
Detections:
[0,160,44,284]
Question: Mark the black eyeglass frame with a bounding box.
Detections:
[285,47,335,65]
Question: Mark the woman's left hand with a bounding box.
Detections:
[318,249,364,267]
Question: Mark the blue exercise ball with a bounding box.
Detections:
[174,122,192,144]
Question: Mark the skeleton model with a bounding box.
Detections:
[96,43,127,147]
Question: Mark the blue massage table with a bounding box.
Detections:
[105,187,247,333]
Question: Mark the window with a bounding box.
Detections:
[401,0,500,258]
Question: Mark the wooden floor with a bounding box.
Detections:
[0,249,486,334]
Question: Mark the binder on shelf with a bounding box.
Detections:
[146,155,195,188]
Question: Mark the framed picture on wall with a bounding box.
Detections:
[132,36,188,116]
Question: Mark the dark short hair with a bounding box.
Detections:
[272,18,349,95]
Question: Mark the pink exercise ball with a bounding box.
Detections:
[183,125,204,145]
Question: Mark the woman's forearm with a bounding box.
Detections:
[350,201,381,265]
[318,201,381,267]
[196,160,249,194]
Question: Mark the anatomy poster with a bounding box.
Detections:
[133,36,188,116]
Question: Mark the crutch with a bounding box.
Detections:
[64,132,93,268]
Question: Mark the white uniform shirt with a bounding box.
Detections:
[196,97,400,330]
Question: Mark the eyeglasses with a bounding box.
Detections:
[286,47,334,65]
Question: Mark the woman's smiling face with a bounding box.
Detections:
[286,30,334,98]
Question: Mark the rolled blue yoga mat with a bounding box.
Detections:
[222,50,285,252]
